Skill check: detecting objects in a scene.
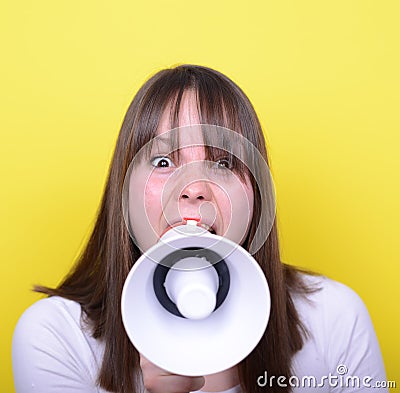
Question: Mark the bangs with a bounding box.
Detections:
[167,88,250,178]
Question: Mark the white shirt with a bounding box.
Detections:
[12,275,388,392]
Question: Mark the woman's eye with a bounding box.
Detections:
[151,156,174,168]
[215,158,231,169]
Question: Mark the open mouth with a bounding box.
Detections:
[183,218,217,235]
[163,219,217,237]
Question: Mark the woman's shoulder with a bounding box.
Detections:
[12,295,104,364]
[13,296,104,391]
[15,295,84,333]
[294,273,367,312]
[291,272,377,343]
[291,273,387,386]
[13,296,95,355]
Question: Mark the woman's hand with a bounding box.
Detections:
[140,355,205,393]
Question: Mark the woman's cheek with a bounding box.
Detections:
[126,171,167,251]
[144,178,166,231]
[221,181,253,244]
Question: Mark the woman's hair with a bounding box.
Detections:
[36,64,314,393]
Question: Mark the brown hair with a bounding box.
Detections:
[36,64,314,393]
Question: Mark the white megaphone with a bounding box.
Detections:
[121,220,270,377]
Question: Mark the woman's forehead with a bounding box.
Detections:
[150,129,207,155]
[156,90,200,137]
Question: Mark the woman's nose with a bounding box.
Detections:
[179,180,212,202]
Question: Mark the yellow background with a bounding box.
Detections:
[1,0,399,391]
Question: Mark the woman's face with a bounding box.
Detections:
[127,91,254,252]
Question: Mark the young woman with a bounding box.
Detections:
[12,65,387,393]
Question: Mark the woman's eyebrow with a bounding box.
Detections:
[154,136,171,144]
[152,136,202,150]
[150,137,173,151]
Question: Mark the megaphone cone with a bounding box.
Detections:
[121,222,270,376]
